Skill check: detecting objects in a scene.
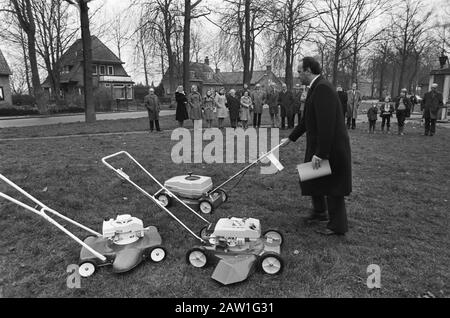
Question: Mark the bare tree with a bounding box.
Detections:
[270,0,315,90]
[182,0,210,92]
[33,0,77,103]
[313,0,387,86]
[215,0,274,86]
[390,0,433,94]
[8,0,45,111]
[135,0,183,94]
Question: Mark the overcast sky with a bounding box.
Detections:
[1,0,448,86]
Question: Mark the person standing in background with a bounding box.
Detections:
[188,85,203,127]
[203,89,216,128]
[278,83,295,129]
[240,91,252,129]
[293,84,304,126]
[421,83,443,136]
[346,83,362,130]
[267,85,279,128]
[367,102,378,134]
[175,85,189,127]
[251,84,265,128]
[144,88,161,132]
[380,96,394,133]
[336,86,348,118]
[215,87,228,129]
[226,89,240,129]
[394,88,412,136]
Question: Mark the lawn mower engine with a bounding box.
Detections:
[164,174,213,199]
[156,173,228,214]
[102,214,145,245]
[208,217,261,249]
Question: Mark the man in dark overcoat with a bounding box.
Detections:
[282,57,352,236]
[278,83,295,129]
[144,88,161,132]
[421,83,444,136]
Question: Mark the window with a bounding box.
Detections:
[93,65,98,75]
[99,65,106,75]
[107,66,114,75]
[105,83,111,88]
[0,87,4,101]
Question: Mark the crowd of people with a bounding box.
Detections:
[144,77,445,137]
[170,83,308,131]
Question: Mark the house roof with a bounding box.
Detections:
[60,36,124,66]
[217,70,270,85]
[430,67,450,75]
[0,49,12,75]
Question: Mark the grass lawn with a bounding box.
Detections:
[0,112,449,298]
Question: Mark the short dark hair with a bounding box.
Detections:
[302,57,322,75]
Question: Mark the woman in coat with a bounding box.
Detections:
[203,89,216,128]
[226,89,241,129]
[215,87,228,129]
[394,88,412,136]
[188,85,203,126]
[240,91,252,129]
[175,86,189,127]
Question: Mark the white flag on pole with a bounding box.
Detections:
[266,153,284,171]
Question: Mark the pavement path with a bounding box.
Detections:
[0,110,175,128]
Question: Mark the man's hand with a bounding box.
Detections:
[281,138,292,147]
[312,155,322,170]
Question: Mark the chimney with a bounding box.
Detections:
[215,68,220,74]
[266,65,272,72]
[205,56,210,65]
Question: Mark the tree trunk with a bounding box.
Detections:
[391,64,397,98]
[183,0,191,93]
[378,62,386,100]
[243,0,251,86]
[332,37,340,86]
[79,0,96,123]
[20,30,32,95]
[285,13,294,91]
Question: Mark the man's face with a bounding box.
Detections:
[352,84,357,90]
[298,66,311,85]
[431,86,437,92]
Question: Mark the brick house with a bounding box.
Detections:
[42,36,134,101]
[161,57,284,96]
[0,49,12,107]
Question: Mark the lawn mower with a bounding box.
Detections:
[154,144,284,214]
[0,174,166,278]
[101,151,284,285]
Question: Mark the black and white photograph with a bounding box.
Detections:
[0,0,449,303]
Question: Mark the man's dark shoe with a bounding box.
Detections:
[303,211,328,224]
[315,228,345,236]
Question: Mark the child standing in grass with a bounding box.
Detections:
[367,102,378,134]
[380,96,394,133]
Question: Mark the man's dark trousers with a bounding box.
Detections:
[346,117,356,129]
[424,117,436,135]
[312,195,348,234]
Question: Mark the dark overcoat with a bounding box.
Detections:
[175,92,189,121]
[421,91,443,120]
[337,91,348,115]
[144,93,160,120]
[289,76,352,197]
[278,90,295,117]
[226,94,241,120]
